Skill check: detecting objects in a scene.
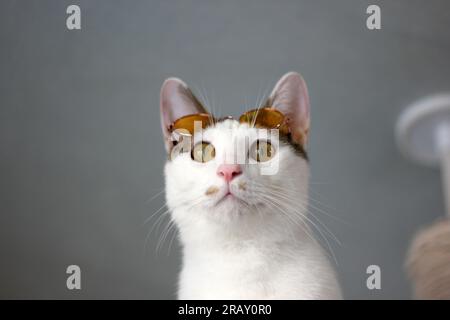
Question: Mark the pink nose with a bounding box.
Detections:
[217,164,242,182]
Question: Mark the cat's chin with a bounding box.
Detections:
[215,189,256,207]
[214,193,239,207]
[207,193,263,220]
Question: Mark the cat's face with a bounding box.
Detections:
[160,72,310,227]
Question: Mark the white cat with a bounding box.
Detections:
[159,72,342,299]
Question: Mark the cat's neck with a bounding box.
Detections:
[175,206,313,253]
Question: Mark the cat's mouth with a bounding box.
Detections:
[214,190,244,207]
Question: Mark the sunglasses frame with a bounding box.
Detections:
[168,107,290,137]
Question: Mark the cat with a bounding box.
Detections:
[159,72,342,299]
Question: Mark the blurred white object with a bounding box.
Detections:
[398,94,450,299]
[396,94,450,216]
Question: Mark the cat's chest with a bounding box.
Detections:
[179,245,297,299]
[180,260,277,299]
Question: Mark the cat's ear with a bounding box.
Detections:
[265,72,310,146]
[160,77,207,152]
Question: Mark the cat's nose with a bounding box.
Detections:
[217,164,242,182]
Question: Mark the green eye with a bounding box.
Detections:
[191,142,216,163]
[249,140,275,162]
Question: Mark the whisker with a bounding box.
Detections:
[256,185,341,245]
[145,188,165,204]
[143,208,170,257]
[143,202,169,226]
[256,81,271,110]
[254,181,346,227]
[156,218,176,255]
[257,191,339,265]
[254,193,316,243]
[143,194,205,257]
[167,223,179,255]
[250,181,341,263]
[251,196,298,243]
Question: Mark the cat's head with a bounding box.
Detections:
[160,72,310,229]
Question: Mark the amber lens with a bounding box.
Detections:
[171,113,213,135]
[239,108,285,130]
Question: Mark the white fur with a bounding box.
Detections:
[164,120,342,299]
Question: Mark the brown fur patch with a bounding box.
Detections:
[205,186,219,196]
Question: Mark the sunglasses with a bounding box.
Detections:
[167,107,290,137]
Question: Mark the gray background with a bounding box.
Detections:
[1,0,449,299]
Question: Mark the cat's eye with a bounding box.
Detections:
[249,140,275,162]
[191,142,216,163]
